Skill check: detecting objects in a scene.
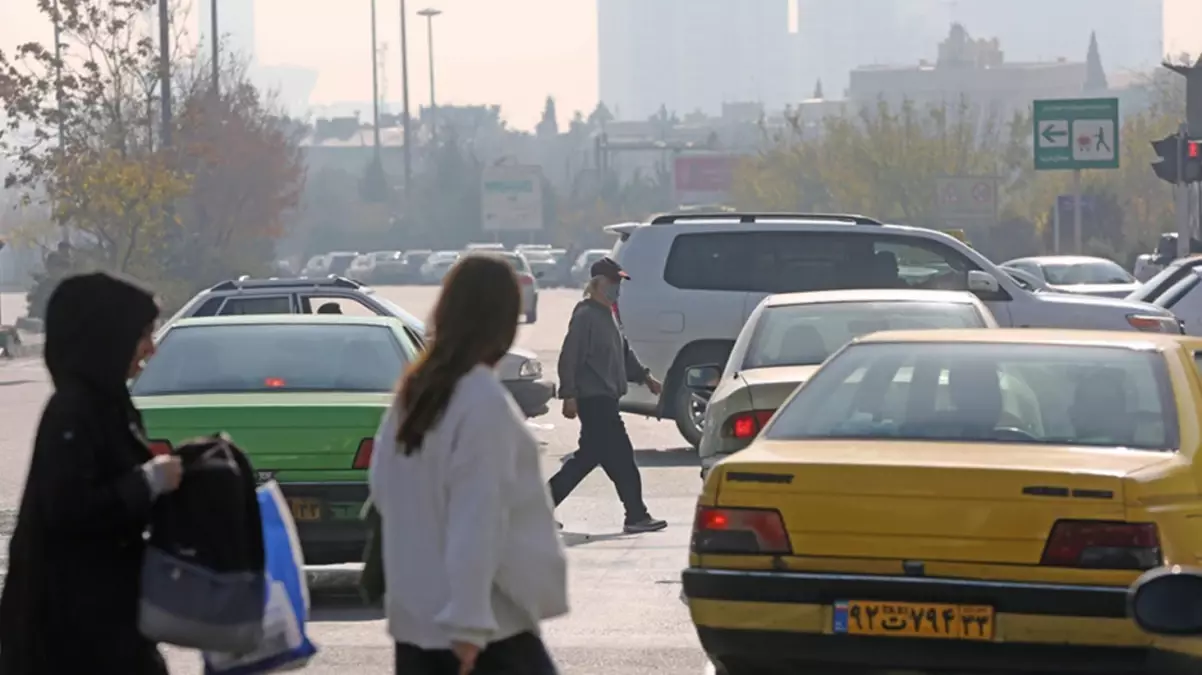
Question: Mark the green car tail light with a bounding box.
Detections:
[352,438,375,470]
[148,439,172,456]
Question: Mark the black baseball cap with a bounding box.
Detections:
[590,256,630,281]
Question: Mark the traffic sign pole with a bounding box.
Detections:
[1053,201,1061,254]
[1179,123,1192,259]
[1073,170,1083,254]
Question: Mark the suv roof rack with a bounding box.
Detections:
[649,212,883,226]
[209,275,364,292]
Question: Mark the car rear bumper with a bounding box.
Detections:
[505,379,556,418]
[683,568,1185,674]
[279,482,369,565]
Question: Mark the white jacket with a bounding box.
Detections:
[369,364,568,649]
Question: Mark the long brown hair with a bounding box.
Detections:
[395,255,521,453]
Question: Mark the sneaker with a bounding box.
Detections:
[623,516,667,534]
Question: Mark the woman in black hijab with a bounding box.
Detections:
[0,272,183,675]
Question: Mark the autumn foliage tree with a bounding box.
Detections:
[0,0,304,311]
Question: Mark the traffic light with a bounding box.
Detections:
[1152,135,1181,183]
[1188,140,1202,182]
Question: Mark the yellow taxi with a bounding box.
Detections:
[684,329,1202,674]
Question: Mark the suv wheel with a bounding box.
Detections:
[672,378,706,448]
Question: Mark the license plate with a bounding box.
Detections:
[288,498,322,522]
[833,600,994,641]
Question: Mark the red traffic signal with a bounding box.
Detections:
[1190,141,1202,159]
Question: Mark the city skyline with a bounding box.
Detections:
[2,1,1202,130]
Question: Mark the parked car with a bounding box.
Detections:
[348,250,406,283]
[570,248,611,286]
[1002,255,1140,298]
[306,251,359,278]
[688,289,997,476]
[519,248,561,287]
[419,250,460,284]
[687,327,1187,674]
[466,250,541,323]
[159,276,556,417]
[607,212,1181,448]
[301,254,329,276]
[1126,255,1202,335]
[465,242,506,251]
[400,249,432,283]
[134,314,421,564]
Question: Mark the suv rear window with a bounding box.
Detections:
[663,231,972,294]
[133,323,412,395]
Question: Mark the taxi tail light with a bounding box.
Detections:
[723,410,776,440]
[691,506,791,555]
[352,438,374,469]
[1126,314,1177,333]
[147,439,172,456]
[1040,520,1161,570]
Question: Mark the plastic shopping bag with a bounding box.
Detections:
[203,481,318,675]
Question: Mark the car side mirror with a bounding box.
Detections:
[967,270,1000,295]
[1129,566,1202,636]
[685,364,722,391]
[534,271,544,279]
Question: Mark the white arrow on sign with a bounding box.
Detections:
[1038,120,1069,148]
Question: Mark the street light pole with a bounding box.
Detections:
[370,0,382,156]
[210,0,219,94]
[158,0,172,149]
[399,0,412,191]
[417,8,441,144]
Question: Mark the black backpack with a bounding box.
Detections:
[139,434,268,652]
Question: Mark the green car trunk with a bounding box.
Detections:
[135,391,391,565]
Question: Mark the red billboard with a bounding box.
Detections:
[674,155,739,193]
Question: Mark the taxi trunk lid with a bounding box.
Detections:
[716,440,1172,565]
[134,392,392,478]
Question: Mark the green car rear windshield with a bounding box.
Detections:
[132,323,412,395]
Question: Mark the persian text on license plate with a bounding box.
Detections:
[833,600,994,640]
[288,498,322,522]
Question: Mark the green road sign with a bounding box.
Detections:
[1033,97,1120,171]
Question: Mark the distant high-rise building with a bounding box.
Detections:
[795,0,1163,98]
[198,0,256,66]
[597,0,792,120]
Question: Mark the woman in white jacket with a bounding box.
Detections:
[370,254,568,675]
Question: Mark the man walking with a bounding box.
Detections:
[549,257,668,533]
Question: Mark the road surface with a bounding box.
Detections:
[0,287,710,674]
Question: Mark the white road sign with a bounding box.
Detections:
[1071,119,1116,162]
[481,165,544,232]
[1037,120,1069,148]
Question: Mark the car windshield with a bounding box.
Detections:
[132,323,413,395]
[522,250,555,262]
[1042,260,1133,285]
[374,251,400,260]
[765,342,1176,450]
[328,254,357,274]
[489,253,531,273]
[743,301,986,369]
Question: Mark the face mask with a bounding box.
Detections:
[602,282,620,304]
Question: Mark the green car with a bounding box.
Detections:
[131,314,420,564]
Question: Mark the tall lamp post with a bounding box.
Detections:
[210,0,219,93]
[157,0,172,149]
[399,0,412,192]
[417,8,441,144]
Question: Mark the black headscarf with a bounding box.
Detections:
[44,272,159,398]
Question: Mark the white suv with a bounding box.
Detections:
[607,212,1181,447]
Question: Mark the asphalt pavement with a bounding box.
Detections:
[0,287,709,674]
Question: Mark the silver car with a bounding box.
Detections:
[687,289,998,476]
[465,250,541,323]
[1002,255,1140,298]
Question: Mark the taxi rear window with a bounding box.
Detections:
[767,342,1177,451]
[132,323,413,395]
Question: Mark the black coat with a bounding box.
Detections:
[0,272,165,675]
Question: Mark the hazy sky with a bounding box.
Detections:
[3,1,1199,131]
[0,0,599,131]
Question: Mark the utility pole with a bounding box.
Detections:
[399,0,412,192]
[157,0,172,149]
[210,0,219,94]
[417,8,441,144]
[370,0,382,156]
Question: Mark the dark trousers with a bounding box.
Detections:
[548,396,649,525]
[394,632,557,675]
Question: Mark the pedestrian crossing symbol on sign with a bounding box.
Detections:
[1071,119,1115,162]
